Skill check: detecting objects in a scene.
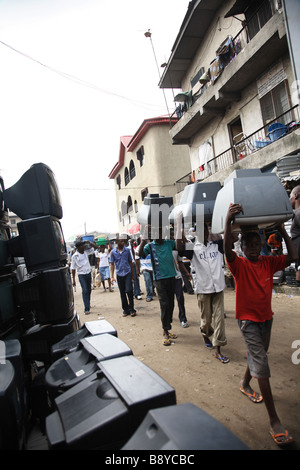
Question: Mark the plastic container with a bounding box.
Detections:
[82,235,94,243]
[268,123,287,141]
[96,237,107,246]
[254,140,270,148]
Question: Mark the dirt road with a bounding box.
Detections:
[74,279,300,451]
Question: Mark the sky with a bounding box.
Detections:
[0,0,189,240]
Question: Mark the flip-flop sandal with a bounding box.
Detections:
[215,354,230,364]
[130,312,136,317]
[270,430,294,447]
[205,342,214,349]
[240,386,263,403]
[168,333,177,339]
[163,338,171,346]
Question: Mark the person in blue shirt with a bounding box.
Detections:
[110,236,136,317]
[139,226,177,346]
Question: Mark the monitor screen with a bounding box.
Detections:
[3,163,63,220]
[8,216,68,273]
[0,176,9,222]
[14,265,74,324]
[0,275,18,336]
[0,360,24,449]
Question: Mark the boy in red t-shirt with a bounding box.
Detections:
[224,203,297,447]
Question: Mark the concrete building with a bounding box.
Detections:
[159,0,300,195]
[109,115,191,234]
[8,212,22,238]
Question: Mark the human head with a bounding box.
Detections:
[240,231,262,262]
[75,240,85,254]
[119,233,130,246]
[290,185,300,209]
[116,236,126,249]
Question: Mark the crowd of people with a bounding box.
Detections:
[69,192,300,448]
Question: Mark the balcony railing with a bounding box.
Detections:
[176,104,300,192]
[172,0,276,122]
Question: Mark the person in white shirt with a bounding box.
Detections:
[177,223,229,363]
[97,244,113,292]
[136,243,154,301]
[71,240,97,314]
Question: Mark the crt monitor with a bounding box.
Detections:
[8,215,68,273]
[0,274,18,336]
[0,360,24,450]
[0,176,9,222]
[3,162,63,220]
[14,265,74,324]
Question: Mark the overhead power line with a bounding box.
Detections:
[60,182,176,191]
[0,38,170,111]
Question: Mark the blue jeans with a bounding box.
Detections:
[143,270,153,299]
[78,273,92,312]
[117,272,134,314]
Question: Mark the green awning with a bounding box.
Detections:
[174,91,192,102]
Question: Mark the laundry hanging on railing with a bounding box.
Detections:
[209,36,235,85]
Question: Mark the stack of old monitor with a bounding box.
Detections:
[44,337,248,450]
[42,319,177,449]
[2,163,79,363]
[0,164,79,449]
[0,339,26,450]
[45,354,177,450]
[0,175,19,340]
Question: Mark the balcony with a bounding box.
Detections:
[170,7,288,144]
[176,105,300,192]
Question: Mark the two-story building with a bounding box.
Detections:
[8,212,22,238]
[109,115,191,234]
[159,0,300,196]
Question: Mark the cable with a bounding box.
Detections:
[0,38,172,112]
[60,182,176,191]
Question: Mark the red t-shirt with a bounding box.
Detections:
[227,254,287,322]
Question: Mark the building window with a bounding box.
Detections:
[124,167,129,186]
[129,160,135,180]
[260,81,291,126]
[245,0,273,40]
[141,187,148,201]
[116,175,121,190]
[127,196,133,213]
[137,146,145,167]
[121,200,127,217]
